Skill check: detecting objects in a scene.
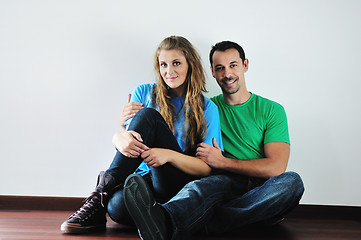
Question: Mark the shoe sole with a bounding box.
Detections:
[61,222,106,234]
[124,174,165,240]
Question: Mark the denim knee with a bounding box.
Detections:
[285,172,304,194]
[283,171,304,197]
[135,107,162,120]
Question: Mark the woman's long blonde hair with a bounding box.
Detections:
[152,36,207,150]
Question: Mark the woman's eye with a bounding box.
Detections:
[173,61,181,66]
[160,63,167,67]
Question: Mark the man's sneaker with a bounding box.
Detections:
[61,192,108,234]
[124,174,168,240]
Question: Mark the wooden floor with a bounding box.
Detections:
[1,210,361,240]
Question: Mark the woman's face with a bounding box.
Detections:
[158,49,189,97]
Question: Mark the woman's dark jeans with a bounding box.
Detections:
[106,108,200,225]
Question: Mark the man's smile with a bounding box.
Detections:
[222,77,237,87]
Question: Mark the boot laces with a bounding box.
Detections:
[73,192,108,219]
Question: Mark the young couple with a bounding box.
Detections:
[61,36,304,240]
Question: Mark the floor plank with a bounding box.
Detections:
[0,210,360,240]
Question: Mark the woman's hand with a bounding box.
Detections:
[141,148,173,167]
[112,130,149,158]
[119,94,143,129]
[140,148,211,176]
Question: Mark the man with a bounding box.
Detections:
[123,41,304,240]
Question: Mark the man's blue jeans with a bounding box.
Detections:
[105,108,200,225]
[162,171,304,240]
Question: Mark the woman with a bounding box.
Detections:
[61,36,223,234]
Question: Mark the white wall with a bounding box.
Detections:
[1,0,360,206]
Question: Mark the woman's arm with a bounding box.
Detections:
[141,148,211,176]
[113,131,211,176]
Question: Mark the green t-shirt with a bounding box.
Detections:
[211,93,289,160]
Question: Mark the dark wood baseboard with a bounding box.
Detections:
[0,195,84,211]
[0,195,360,222]
[288,204,361,222]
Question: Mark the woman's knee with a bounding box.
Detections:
[135,108,161,119]
[129,108,165,130]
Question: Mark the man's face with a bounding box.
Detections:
[211,48,248,95]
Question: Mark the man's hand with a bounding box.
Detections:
[196,138,225,168]
[141,148,172,167]
[112,130,149,158]
[119,94,143,129]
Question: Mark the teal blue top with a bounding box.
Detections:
[125,83,223,175]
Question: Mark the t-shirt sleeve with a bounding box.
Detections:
[203,98,224,151]
[264,103,290,144]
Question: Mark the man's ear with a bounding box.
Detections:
[243,59,249,72]
[210,65,215,78]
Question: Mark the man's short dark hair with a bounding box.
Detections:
[209,41,246,66]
